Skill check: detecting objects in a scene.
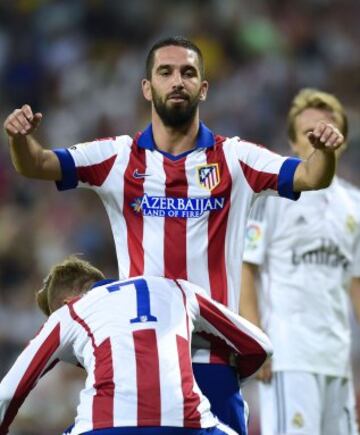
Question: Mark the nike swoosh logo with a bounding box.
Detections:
[133,169,150,179]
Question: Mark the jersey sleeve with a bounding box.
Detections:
[179,280,272,382]
[0,309,74,433]
[53,136,130,191]
[234,139,301,200]
[243,196,271,266]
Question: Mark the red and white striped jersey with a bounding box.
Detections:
[54,122,300,363]
[0,276,272,435]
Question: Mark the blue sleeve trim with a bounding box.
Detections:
[278,157,301,200]
[53,149,78,191]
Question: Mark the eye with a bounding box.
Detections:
[158,69,171,76]
[183,69,196,78]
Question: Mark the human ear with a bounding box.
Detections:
[142,79,152,102]
[199,80,209,102]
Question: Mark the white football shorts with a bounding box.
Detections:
[258,371,359,435]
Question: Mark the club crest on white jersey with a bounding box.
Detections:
[196,163,220,191]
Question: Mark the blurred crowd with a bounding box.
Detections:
[0,0,359,433]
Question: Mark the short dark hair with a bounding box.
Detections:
[145,36,205,79]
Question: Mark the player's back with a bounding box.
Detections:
[68,276,215,433]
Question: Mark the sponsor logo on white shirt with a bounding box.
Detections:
[291,238,350,269]
[131,194,225,218]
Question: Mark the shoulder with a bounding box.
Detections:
[222,136,258,149]
[68,135,133,151]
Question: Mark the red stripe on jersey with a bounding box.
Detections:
[174,281,201,427]
[195,293,267,378]
[133,329,161,425]
[174,280,190,338]
[239,161,278,193]
[206,140,231,364]
[68,303,114,429]
[77,154,117,186]
[206,142,230,305]
[1,323,60,433]
[176,335,202,428]
[163,159,188,279]
[93,338,115,429]
[123,141,146,276]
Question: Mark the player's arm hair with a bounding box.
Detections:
[239,262,262,327]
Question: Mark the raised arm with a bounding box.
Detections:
[4,104,61,180]
[293,121,343,191]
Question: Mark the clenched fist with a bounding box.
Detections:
[307,121,344,152]
[4,105,43,138]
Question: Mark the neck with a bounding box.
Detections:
[151,108,200,155]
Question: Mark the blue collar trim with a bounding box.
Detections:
[137,121,215,152]
[91,279,116,289]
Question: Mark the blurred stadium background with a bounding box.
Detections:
[0,0,359,433]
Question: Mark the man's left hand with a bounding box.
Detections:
[307,121,344,151]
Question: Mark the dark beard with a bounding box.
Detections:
[152,87,200,128]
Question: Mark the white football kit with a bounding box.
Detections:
[0,276,272,435]
[243,176,360,435]
[54,122,300,364]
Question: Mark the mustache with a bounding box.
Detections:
[166,91,190,100]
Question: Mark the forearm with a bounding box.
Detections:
[350,277,360,324]
[294,149,336,192]
[4,105,61,180]
[9,134,46,178]
[240,262,262,327]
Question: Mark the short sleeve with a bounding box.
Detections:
[234,139,301,200]
[243,196,271,266]
[54,136,130,191]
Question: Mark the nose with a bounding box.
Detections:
[171,70,184,89]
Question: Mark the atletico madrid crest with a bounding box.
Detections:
[197,163,220,191]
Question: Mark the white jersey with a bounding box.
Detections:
[243,176,360,377]
[0,276,272,435]
[54,122,300,363]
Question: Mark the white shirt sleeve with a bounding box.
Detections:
[0,308,74,433]
[179,280,272,382]
[53,136,131,191]
[243,196,271,266]
[231,138,301,200]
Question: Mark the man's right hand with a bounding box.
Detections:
[4,105,43,138]
[256,357,272,383]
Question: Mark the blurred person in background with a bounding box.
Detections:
[0,255,273,435]
[241,88,360,435]
[3,36,345,434]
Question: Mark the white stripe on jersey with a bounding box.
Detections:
[142,150,166,276]
[185,150,211,292]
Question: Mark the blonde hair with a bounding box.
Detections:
[36,255,105,315]
[287,88,348,143]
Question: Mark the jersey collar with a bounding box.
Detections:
[91,279,116,289]
[137,121,215,151]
